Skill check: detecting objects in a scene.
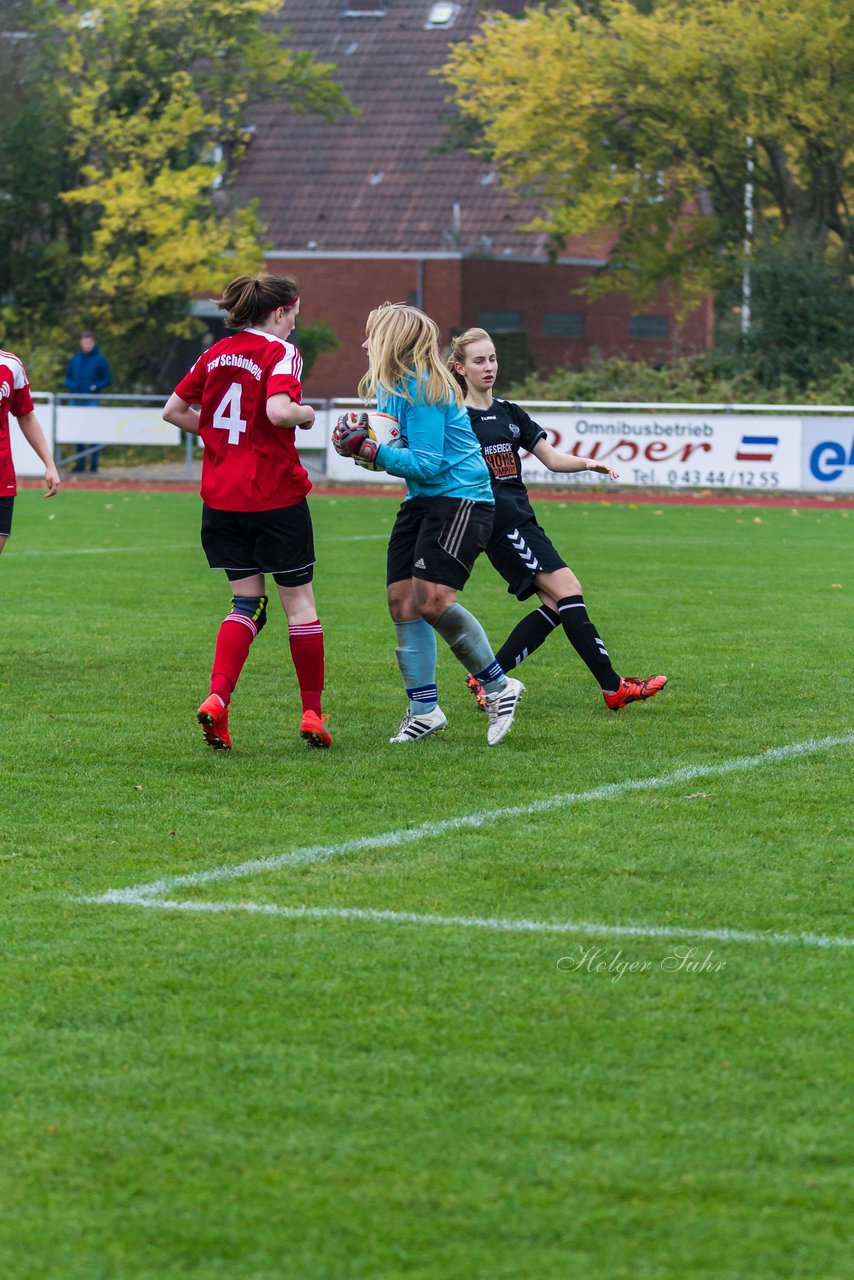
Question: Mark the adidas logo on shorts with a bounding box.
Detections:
[414,558,426,569]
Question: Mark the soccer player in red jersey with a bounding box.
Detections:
[163,274,330,751]
[0,348,61,554]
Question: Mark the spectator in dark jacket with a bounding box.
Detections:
[64,331,112,473]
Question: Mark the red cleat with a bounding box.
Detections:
[300,709,332,749]
[603,675,668,711]
[466,672,487,712]
[197,693,232,750]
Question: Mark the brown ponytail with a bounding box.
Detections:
[214,273,301,329]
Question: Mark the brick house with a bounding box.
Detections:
[222,0,712,398]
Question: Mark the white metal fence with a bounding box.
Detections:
[13,394,854,493]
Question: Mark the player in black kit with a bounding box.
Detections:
[448,328,667,711]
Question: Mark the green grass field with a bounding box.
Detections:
[1,486,851,1280]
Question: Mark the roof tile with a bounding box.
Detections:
[230,1,604,260]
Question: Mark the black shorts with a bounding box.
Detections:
[201,500,315,588]
[386,496,494,593]
[487,516,567,601]
[0,496,13,538]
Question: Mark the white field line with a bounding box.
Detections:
[8,544,197,557]
[117,898,853,949]
[8,534,388,558]
[77,733,854,948]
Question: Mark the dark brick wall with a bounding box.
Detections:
[461,259,713,373]
[273,255,712,399]
[275,256,465,399]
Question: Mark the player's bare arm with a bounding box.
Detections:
[266,394,315,430]
[531,437,618,480]
[17,411,60,495]
[162,393,202,436]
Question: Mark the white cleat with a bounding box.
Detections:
[484,677,525,746]
[389,705,448,743]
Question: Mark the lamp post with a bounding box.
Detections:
[741,135,754,336]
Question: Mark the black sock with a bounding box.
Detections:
[495,605,560,671]
[556,595,620,691]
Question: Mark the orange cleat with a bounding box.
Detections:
[603,675,668,711]
[300,709,332,749]
[466,672,487,712]
[197,693,232,750]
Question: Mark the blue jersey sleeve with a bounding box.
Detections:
[377,397,446,481]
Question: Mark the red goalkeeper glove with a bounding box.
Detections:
[332,412,380,470]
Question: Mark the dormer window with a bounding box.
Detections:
[425,3,460,29]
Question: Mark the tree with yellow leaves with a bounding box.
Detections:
[1,0,349,386]
[444,0,854,322]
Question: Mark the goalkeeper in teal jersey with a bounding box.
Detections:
[332,301,524,745]
[372,374,491,501]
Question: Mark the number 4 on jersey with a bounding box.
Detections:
[212,382,247,445]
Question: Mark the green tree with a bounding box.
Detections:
[1,0,350,388]
[444,0,854,315]
[740,244,854,386]
[0,5,69,331]
[294,321,339,383]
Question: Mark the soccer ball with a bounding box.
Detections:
[366,411,404,449]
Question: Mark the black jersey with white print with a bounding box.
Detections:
[466,399,547,534]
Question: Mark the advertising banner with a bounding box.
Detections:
[11,422,52,479]
[799,417,854,492]
[324,408,809,492]
[324,447,397,484]
[14,401,852,492]
[10,397,56,479]
[517,412,802,491]
[55,405,180,447]
[13,403,327,478]
[294,406,339,452]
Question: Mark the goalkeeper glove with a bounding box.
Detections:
[332,412,381,470]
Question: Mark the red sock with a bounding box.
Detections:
[210,615,258,705]
[289,620,324,714]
